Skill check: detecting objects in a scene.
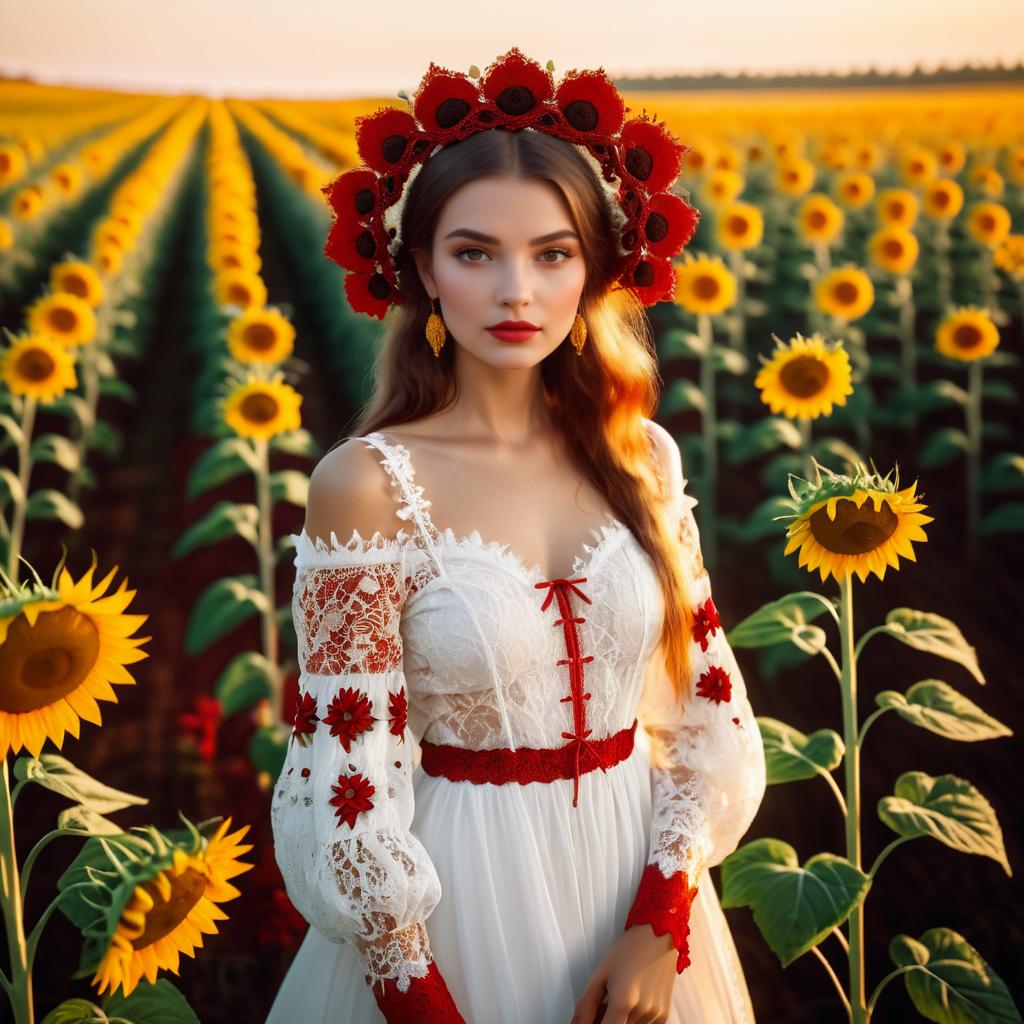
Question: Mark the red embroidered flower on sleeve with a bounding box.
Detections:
[388,687,408,740]
[291,691,319,745]
[323,687,376,752]
[696,664,732,704]
[691,596,721,652]
[330,771,376,828]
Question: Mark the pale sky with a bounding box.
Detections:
[2,0,1023,98]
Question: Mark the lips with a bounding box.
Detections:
[487,326,540,343]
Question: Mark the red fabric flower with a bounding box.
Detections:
[414,63,481,138]
[555,67,626,138]
[388,687,408,740]
[627,255,677,305]
[177,696,221,762]
[329,771,375,829]
[691,596,721,652]
[620,117,687,193]
[480,46,554,117]
[291,691,319,740]
[322,167,379,223]
[342,270,394,320]
[323,687,375,752]
[644,191,700,258]
[354,107,421,174]
[696,664,733,704]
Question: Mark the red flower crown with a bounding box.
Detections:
[322,47,701,320]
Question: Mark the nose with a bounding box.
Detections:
[496,256,533,311]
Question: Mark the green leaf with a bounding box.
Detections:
[719,837,871,966]
[759,452,805,492]
[980,502,1024,536]
[0,412,24,448]
[890,927,1022,1024]
[86,421,123,460]
[276,533,297,563]
[13,755,148,814]
[980,452,1024,494]
[758,718,844,784]
[99,377,137,404]
[0,465,25,505]
[738,496,795,541]
[728,591,836,650]
[710,345,749,375]
[185,438,260,501]
[172,501,259,558]
[184,574,269,657]
[980,379,1018,404]
[878,770,1011,875]
[57,804,124,836]
[30,433,81,472]
[660,327,706,358]
[103,978,200,1024]
[725,417,803,463]
[876,680,1012,742]
[25,488,84,528]
[215,651,277,716]
[270,469,309,508]
[881,609,985,684]
[906,380,968,413]
[40,999,104,1024]
[47,393,94,431]
[660,378,706,416]
[807,436,865,471]
[270,428,320,458]
[918,426,969,469]
[249,723,289,782]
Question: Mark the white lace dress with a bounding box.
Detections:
[267,430,766,1024]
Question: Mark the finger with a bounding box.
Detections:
[572,978,607,1024]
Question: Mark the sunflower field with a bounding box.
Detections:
[0,74,1022,1022]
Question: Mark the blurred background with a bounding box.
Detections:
[1,2,1022,1022]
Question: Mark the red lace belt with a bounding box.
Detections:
[419,719,638,806]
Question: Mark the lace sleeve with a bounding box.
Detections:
[625,468,767,974]
[271,530,465,1022]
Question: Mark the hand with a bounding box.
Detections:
[571,923,678,1024]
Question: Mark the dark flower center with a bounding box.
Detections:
[240,393,280,424]
[779,355,830,397]
[809,496,898,554]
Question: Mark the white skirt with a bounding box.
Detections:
[265,731,757,1023]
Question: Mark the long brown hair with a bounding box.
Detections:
[336,128,695,704]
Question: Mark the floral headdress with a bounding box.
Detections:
[323,47,701,319]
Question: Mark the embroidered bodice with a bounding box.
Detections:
[271,428,766,1019]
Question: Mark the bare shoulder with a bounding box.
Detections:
[303,438,400,547]
[641,417,684,496]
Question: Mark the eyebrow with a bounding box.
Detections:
[443,228,580,245]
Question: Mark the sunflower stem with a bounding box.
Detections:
[0,758,33,1024]
[964,359,983,564]
[867,964,918,1018]
[934,220,952,315]
[68,344,100,511]
[838,575,867,1022]
[19,828,76,902]
[811,944,852,1021]
[254,438,282,722]
[798,417,813,480]
[5,397,36,583]
[857,705,892,748]
[697,313,718,575]
[24,881,93,972]
[895,275,917,426]
[867,835,914,882]
[728,249,747,350]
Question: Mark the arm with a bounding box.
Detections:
[624,421,767,973]
[271,445,465,1023]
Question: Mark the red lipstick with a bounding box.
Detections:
[487,319,540,343]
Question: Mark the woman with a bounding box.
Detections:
[268,50,766,1024]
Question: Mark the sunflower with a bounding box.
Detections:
[0,217,12,251]
[935,306,1000,362]
[797,193,844,245]
[705,169,744,206]
[26,291,98,347]
[210,242,262,274]
[775,156,815,198]
[833,172,875,210]
[1006,145,1024,187]
[776,460,933,584]
[710,142,743,173]
[715,202,764,251]
[214,269,268,310]
[94,219,134,253]
[13,185,45,221]
[993,234,1024,280]
[922,178,964,221]
[222,374,302,440]
[852,140,883,172]
[51,260,106,308]
[74,817,254,998]
[938,141,966,175]
[51,162,83,197]
[0,142,28,187]
[97,244,123,277]
[967,165,1004,200]
[899,146,938,187]
[226,307,296,364]
[814,265,875,322]
[966,202,1011,248]
[0,558,150,758]
[0,334,78,403]
[755,332,853,420]
[673,253,738,316]
[868,226,920,276]
[877,189,919,229]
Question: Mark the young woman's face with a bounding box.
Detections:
[412,175,587,368]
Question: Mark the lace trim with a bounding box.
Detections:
[362,432,443,547]
[369,958,466,1023]
[624,863,699,974]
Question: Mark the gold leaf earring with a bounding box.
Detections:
[425,296,446,358]
[570,311,587,355]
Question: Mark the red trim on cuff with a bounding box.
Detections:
[624,863,699,973]
[370,959,466,1023]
